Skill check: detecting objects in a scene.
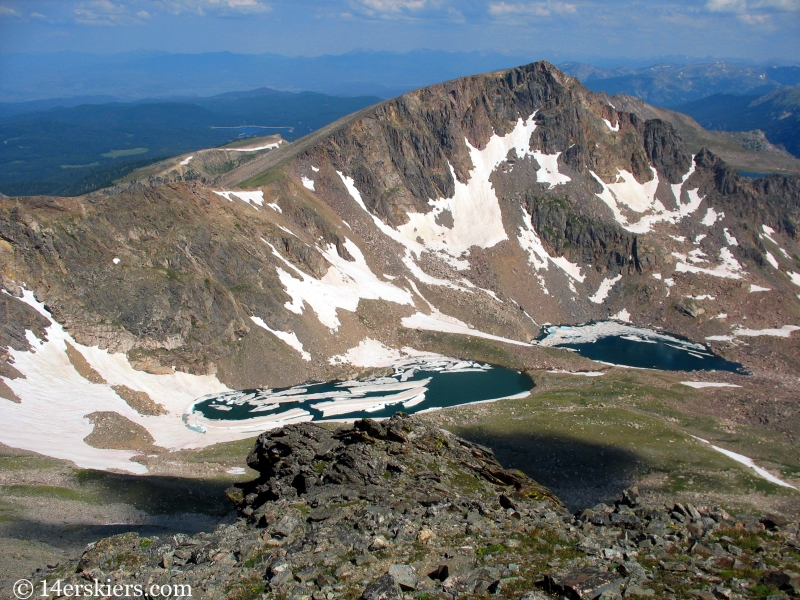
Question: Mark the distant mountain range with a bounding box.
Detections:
[560,61,800,107]
[0,89,381,196]
[673,88,800,158]
[0,50,535,103]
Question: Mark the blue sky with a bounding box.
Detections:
[0,0,798,62]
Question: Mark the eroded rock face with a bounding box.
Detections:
[26,416,800,600]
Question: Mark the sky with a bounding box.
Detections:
[0,0,798,63]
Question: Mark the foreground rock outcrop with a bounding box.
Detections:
[28,415,800,599]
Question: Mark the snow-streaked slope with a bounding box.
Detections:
[250,316,311,361]
[265,237,413,331]
[673,247,745,280]
[0,291,233,473]
[592,160,705,234]
[518,206,584,285]
[338,114,571,273]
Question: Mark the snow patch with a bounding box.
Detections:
[765,252,779,269]
[228,141,283,152]
[265,238,413,331]
[693,437,797,490]
[602,118,619,132]
[401,310,531,347]
[214,190,264,207]
[179,155,193,166]
[680,382,741,389]
[701,208,721,226]
[301,176,315,191]
[112,258,120,265]
[518,206,585,282]
[589,274,622,304]
[724,229,739,246]
[610,309,631,322]
[266,202,282,213]
[549,370,605,377]
[249,316,311,361]
[673,247,745,280]
[749,285,771,293]
[732,325,799,338]
[591,160,704,234]
[0,291,234,472]
[329,339,443,368]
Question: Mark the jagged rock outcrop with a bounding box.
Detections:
[26,416,800,599]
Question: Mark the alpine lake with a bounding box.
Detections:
[185,321,743,432]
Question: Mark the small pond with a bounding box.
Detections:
[185,357,532,433]
[536,321,744,372]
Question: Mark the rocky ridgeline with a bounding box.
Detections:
[30,415,800,599]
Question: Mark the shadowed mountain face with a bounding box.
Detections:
[0,61,799,471]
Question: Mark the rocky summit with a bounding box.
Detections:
[27,415,800,600]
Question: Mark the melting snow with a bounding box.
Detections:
[701,208,721,226]
[338,114,569,271]
[329,339,443,368]
[681,382,741,389]
[265,238,413,331]
[610,309,631,322]
[214,190,264,207]
[750,285,771,293]
[226,467,246,475]
[765,252,780,269]
[266,202,282,213]
[228,141,283,152]
[589,274,622,304]
[179,156,193,166]
[0,291,234,472]
[548,370,605,377]
[112,258,120,265]
[732,325,799,338]
[301,176,315,191]
[788,272,800,287]
[591,160,704,234]
[724,229,739,246]
[249,316,311,361]
[401,310,531,347]
[673,247,745,279]
[602,118,619,132]
[693,437,797,490]
[311,166,320,173]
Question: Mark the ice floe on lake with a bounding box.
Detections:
[186,353,530,429]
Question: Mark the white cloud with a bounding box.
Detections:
[30,12,47,19]
[488,1,577,18]
[0,5,20,17]
[136,10,152,18]
[159,0,272,14]
[74,0,133,25]
[357,0,427,12]
[706,0,799,11]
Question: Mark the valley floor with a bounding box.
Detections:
[0,343,798,592]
